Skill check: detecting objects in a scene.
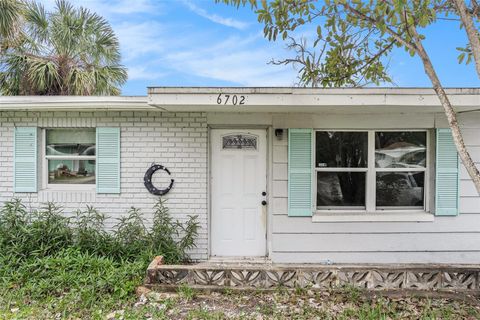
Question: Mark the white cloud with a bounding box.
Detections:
[182,0,250,30]
[40,0,297,87]
[163,34,297,86]
[114,21,167,61]
[127,65,166,81]
[40,0,163,20]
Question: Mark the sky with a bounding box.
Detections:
[41,0,480,95]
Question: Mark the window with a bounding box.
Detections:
[45,129,96,186]
[315,130,428,212]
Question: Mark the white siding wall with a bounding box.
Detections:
[271,112,480,264]
[0,111,208,260]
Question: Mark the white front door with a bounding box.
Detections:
[211,129,267,257]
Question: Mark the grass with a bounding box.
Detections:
[0,198,199,319]
[0,198,479,318]
[1,274,480,319]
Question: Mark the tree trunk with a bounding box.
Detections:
[454,0,480,79]
[410,25,480,195]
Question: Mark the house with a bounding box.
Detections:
[1,87,479,264]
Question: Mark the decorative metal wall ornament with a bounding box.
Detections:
[222,134,258,150]
[144,164,174,196]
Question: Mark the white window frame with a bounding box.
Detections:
[41,128,96,191]
[314,129,430,214]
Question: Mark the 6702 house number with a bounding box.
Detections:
[216,93,246,105]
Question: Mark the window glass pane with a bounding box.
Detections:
[48,160,96,184]
[376,172,424,207]
[46,129,96,156]
[375,131,426,168]
[317,172,366,207]
[316,132,368,168]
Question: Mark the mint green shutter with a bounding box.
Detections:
[435,128,459,216]
[96,127,120,194]
[14,127,37,192]
[288,129,313,216]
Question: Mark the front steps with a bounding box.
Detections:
[144,257,480,293]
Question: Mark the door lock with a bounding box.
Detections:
[262,191,267,196]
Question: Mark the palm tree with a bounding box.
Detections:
[0,0,25,53]
[0,0,127,95]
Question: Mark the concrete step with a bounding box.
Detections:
[144,256,480,293]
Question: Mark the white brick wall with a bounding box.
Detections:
[0,111,208,260]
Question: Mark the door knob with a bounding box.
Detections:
[261,200,267,206]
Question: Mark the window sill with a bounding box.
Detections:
[312,211,434,222]
[43,185,96,192]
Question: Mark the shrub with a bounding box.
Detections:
[0,200,73,262]
[0,197,199,311]
[0,248,145,311]
[150,199,199,264]
[0,198,198,265]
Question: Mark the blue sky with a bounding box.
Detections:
[43,0,479,95]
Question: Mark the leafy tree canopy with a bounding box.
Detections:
[0,0,127,95]
[218,0,473,87]
[219,0,480,194]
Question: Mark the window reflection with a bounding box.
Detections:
[317,172,366,207]
[48,160,96,184]
[46,129,96,185]
[376,172,424,207]
[46,129,96,156]
[375,132,426,168]
[316,132,367,168]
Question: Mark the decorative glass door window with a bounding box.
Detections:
[45,129,96,185]
[315,130,427,211]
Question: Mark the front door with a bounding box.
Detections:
[211,129,267,257]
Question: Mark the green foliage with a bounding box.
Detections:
[0,198,199,265]
[218,0,471,88]
[0,249,144,303]
[0,0,127,95]
[0,197,199,316]
[0,0,25,44]
[177,284,197,301]
[150,199,200,264]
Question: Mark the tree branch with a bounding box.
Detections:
[408,22,480,194]
[340,2,418,53]
[453,0,480,78]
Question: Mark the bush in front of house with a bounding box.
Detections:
[0,198,199,313]
[0,198,199,265]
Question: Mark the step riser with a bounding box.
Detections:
[145,266,480,292]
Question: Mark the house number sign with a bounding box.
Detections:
[216,93,246,106]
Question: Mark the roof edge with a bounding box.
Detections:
[147,86,480,95]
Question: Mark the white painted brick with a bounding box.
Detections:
[0,110,208,260]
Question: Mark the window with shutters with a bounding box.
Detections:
[315,130,428,212]
[43,128,96,187]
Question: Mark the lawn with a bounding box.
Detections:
[1,285,480,319]
[1,199,479,319]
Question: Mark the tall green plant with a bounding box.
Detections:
[0,198,199,265]
[0,0,25,52]
[0,0,127,95]
[150,199,199,264]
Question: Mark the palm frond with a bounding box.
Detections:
[0,0,24,38]
[27,57,60,94]
[2,0,127,95]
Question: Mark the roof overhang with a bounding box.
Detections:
[0,87,479,113]
[0,96,151,111]
[147,87,480,114]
